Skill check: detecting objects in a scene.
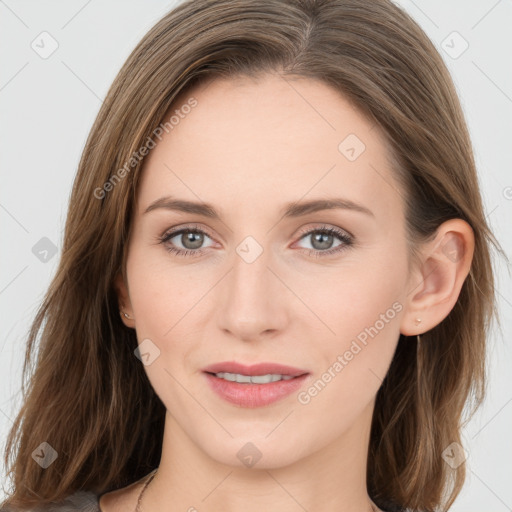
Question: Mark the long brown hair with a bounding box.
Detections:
[2,1,505,510]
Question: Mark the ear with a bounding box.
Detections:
[113,271,136,328]
[400,218,475,336]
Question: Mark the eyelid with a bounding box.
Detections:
[160,222,216,240]
[294,222,353,240]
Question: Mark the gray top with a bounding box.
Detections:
[0,491,101,512]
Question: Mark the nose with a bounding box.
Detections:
[216,240,289,342]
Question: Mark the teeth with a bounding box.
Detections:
[214,372,295,384]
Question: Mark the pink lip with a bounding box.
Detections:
[202,361,309,377]
[202,361,310,408]
[203,373,309,408]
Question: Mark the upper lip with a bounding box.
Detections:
[202,361,309,377]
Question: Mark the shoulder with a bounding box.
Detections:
[0,475,150,512]
[0,491,100,512]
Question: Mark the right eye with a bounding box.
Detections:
[159,225,216,257]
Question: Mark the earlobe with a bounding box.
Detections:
[113,271,136,328]
[400,219,474,336]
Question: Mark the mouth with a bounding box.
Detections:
[201,361,309,378]
[205,372,298,384]
[201,361,310,408]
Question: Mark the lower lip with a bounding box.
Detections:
[203,372,309,408]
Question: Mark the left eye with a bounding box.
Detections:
[295,226,352,255]
[158,225,353,258]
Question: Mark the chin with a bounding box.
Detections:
[199,434,309,470]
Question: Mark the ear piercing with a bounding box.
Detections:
[119,313,425,328]
[415,318,422,343]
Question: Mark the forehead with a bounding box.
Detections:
[137,74,404,226]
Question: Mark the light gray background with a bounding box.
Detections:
[1,1,511,510]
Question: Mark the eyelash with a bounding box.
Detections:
[157,223,353,259]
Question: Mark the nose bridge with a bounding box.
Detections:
[230,233,274,304]
[216,232,287,339]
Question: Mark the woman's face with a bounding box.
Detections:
[118,74,415,468]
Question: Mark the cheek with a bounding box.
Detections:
[308,244,406,324]
[126,242,211,335]
[299,244,408,375]
[293,260,406,431]
[124,248,205,403]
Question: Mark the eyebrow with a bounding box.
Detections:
[143,196,374,219]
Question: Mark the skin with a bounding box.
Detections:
[102,73,475,512]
